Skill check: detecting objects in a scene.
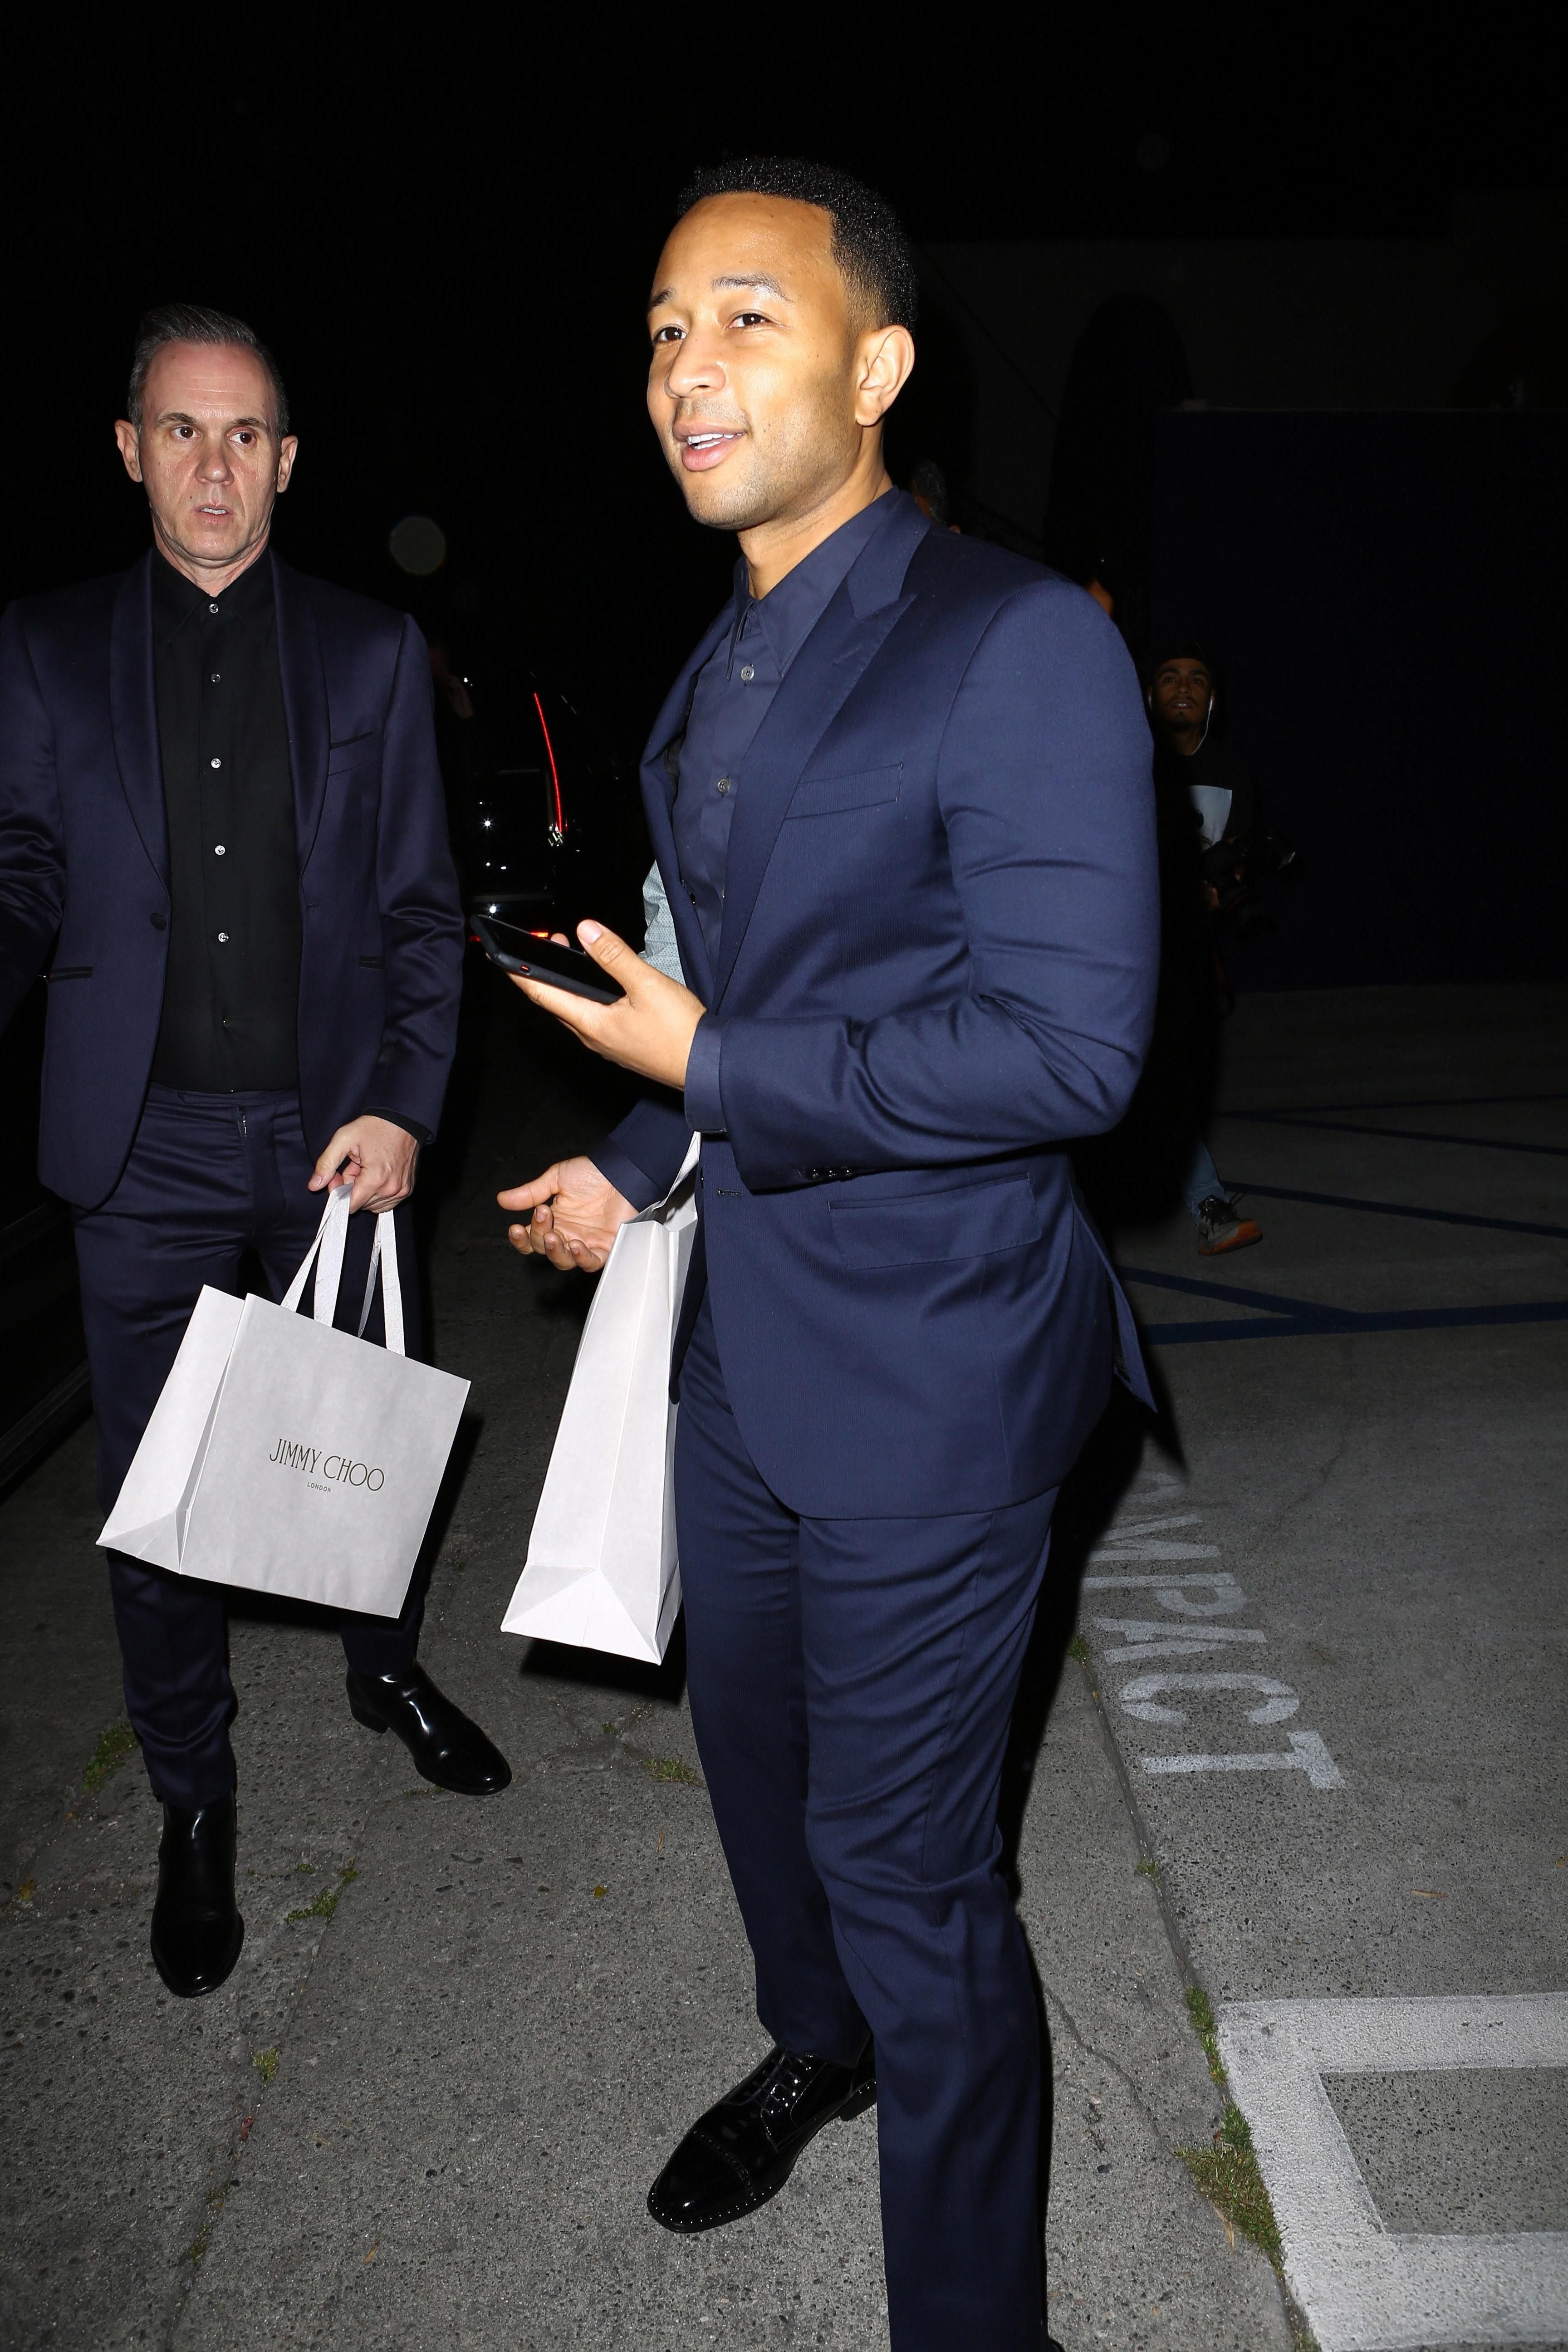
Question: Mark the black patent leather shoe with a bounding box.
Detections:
[647,2040,877,2232]
[150,1796,244,1999]
[345,1664,511,1795]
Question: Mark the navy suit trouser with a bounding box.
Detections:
[74,1086,423,1810]
[675,1294,1055,2352]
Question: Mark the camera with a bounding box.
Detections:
[1201,830,1299,939]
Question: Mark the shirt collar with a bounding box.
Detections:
[728,490,897,676]
[152,545,275,637]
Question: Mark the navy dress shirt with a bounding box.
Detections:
[676,493,892,1133]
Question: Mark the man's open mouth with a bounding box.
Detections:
[677,429,742,471]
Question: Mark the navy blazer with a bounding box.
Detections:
[0,550,463,1210]
[594,494,1159,1520]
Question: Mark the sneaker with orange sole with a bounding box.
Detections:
[1195,1194,1264,1255]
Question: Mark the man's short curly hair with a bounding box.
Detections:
[676,156,919,333]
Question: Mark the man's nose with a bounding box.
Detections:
[196,437,233,480]
[665,333,726,399]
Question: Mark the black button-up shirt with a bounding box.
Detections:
[150,549,302,1092]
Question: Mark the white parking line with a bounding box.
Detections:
[1219,1993,1568,2350]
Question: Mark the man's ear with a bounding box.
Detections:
[854,324,916,427]
[113,419,142,484]
[275,434,299,494]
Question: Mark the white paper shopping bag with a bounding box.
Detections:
[99,1188,469,1618]
[502,1138,700,1663]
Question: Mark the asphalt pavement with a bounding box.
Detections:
[2,973,1563,2352]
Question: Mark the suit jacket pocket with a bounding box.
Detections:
[358,955,385,969]
[328,732,379,772]
[786,764,902,818]
[47,966,93,981]
[830,1175,1041,1269]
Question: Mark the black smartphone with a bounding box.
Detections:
[470,915,626,1004]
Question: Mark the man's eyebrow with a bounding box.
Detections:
[646,272,792,314]
[711,273,790,300]
[154,409,272,430]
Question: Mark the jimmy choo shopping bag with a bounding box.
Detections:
[501,1138,699,1664]
[98,1187,468,1618]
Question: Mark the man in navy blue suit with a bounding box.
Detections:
[0,306,508,2003]
[500,162,1157,2351]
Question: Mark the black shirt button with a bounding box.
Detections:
[150,911,167,931]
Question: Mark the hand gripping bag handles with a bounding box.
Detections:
[98,1187,469,1617]
[502,1137,700,1663]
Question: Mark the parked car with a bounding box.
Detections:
[433,653,651,946]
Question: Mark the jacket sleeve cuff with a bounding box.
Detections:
[683,1015,726,1136]
[588,1137,665,1214]
[363,1107,433,1147]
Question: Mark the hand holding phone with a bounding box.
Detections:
[470,916,626,1004]
[490,914,706,1094]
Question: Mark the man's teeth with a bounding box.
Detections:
[687,433,734,448]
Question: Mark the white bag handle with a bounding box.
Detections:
[281,1186,406,1356]
[356,1207,406,1355]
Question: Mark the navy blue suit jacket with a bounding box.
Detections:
[0,550,463,1210]
[594,494,1159,1520]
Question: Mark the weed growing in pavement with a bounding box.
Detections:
[1181,2103,1283,2268]
[284,1862,359,1924]
[253,2048,279,2085]
[1066,1635,1090,1663]
[1177,1984,1287,2272]
[185,2183,226,2269]
[1186,1984,1225,2082]
[1136,1857,1159,1878]
[83,1718,139,1793]
[646,1757,699,1784]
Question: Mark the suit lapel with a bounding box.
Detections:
[637,603,731,1006]
[711,495,931,1009]
[272,554,331,871]
[108,555,168,887]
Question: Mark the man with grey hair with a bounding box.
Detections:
[0,303,509,2002]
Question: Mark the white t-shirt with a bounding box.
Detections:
[1187,782,1233,848]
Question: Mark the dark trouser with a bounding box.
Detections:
[675,1296,1056,2352]
[74,1086,424,1809]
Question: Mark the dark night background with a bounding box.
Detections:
[2,19,1566,975]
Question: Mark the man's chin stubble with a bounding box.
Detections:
[680,475,782,533]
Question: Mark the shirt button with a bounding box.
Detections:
[739,665,755,682]
[210,672,221,684]
[216,931,230,944]
[208,602,220,614]
[716,777,731,795]
[210,757,222,769]
[214,843,226,856]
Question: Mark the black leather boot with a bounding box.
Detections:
[150,1795,244,1998]
[647,2040,877,2232]
[345,1664,511,1795]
